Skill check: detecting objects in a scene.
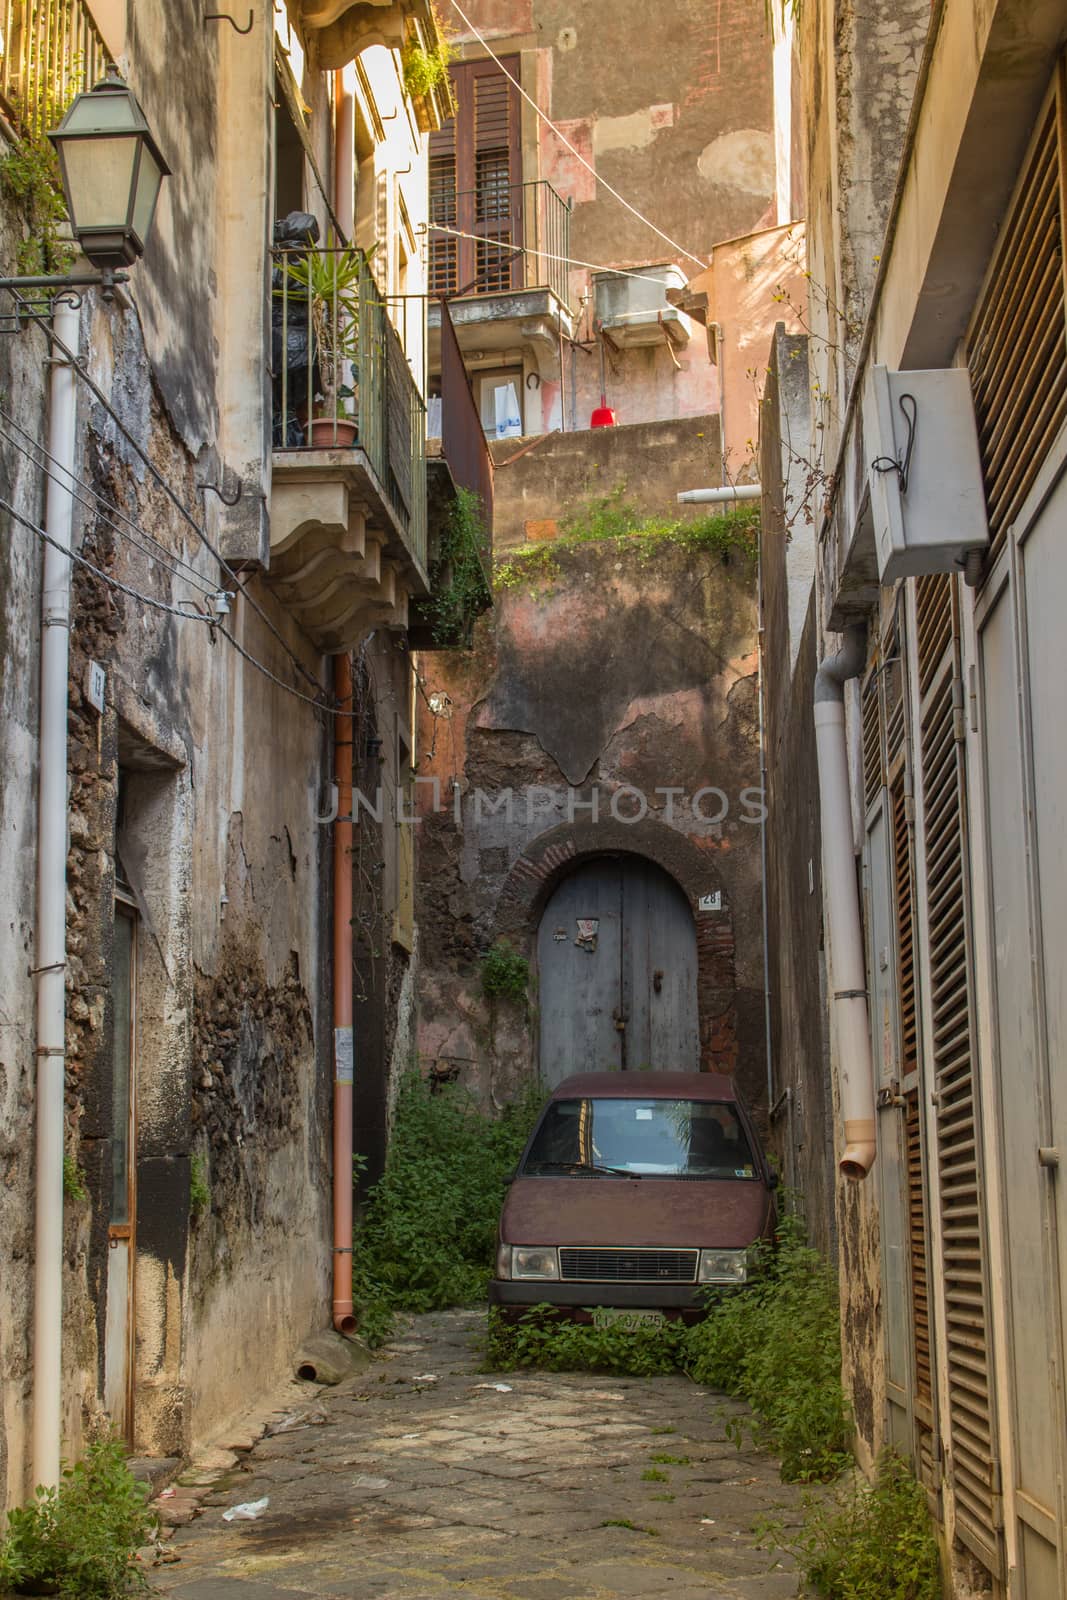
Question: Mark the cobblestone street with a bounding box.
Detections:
[152,1311,809,1600]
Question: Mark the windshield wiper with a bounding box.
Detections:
[524,1160,640,1177]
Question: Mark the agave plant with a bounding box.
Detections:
[276,243,371,419]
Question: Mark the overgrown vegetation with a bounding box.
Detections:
[492,491,759,594]
[427,487,492,647]
[685,1211,851,1481]
[486,1210,851,1484]
[63,1153,89,1203]
[189,1154,210,1216]
[0,1438,155,1600]
[401,12,454,103]
[0,132,75,276]
[480,939,530,1003]
[762,1452,941,1599]
[352,1072,543,1346]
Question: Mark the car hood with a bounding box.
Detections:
[501,1175,771,1249]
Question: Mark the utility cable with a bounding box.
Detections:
[0,413,219,600]
[427,225,690,286]
[5,286,325,694]
[446,0,706,270]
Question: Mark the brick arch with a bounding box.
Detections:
[494,818,739,1075]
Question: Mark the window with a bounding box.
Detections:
[428,57,523,296]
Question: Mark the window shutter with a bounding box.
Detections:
[429,57,523,297]
[917,574,1002,1579]
[966,78,1067,551]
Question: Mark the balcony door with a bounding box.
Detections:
[429,57,523,296]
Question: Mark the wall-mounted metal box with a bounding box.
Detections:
[864,365,989,583]
[594,262,693,349]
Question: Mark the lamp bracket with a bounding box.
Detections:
[198,475,243,508]
[203,9,254,32]
[0,270,129,332]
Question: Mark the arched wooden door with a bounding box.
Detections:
[536,856,699,1087]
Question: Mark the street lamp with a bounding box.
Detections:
[0,67,170,298]
[48,68,171,273]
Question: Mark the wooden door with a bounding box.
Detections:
[537,857,699,1087]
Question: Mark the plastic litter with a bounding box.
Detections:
[412,1373,438,1382]
[222,1498,269,1522]
[473,1382,513,1393]
[352,1475,389,1490]
[267,1404,328,1434]
[158,1487,176,1499]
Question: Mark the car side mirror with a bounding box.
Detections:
[768,1171,780,1190]
[502,1170,516,1185]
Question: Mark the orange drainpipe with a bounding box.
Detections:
[332,654,357,1333]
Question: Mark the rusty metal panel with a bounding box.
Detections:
[439,300,494,537]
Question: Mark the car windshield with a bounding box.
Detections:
[521,1097,758,1179]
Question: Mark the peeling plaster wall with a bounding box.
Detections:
[0,0,335,1507]
[415,417,766,1117]
[441,0,780,437]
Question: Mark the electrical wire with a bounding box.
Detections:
[0,494,219,622]
[427,225,691,286]
[446,0,706,270]
[5,286,325,694]
[0,412,219,601]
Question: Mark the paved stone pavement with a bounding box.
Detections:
[152,1309,810,1600]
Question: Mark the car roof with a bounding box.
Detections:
[548,1071,742,1102]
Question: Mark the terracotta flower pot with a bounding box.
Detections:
[308,416,357,448]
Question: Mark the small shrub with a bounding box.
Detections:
[485,1306,687,1377]
[764,1452,941,1599]
[0,1438,154,1600]
[63,1154,89,1203]
[480,940,529,1002]
[352,1072,543,1344]
[189,1155,210,1216]
[427,487,492,647]
[685,1210,851,1481]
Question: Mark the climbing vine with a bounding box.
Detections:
[427,486,492,647]
[0,132,75,276]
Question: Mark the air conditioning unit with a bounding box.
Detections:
[864,365,989,583]
[594,262,693,349]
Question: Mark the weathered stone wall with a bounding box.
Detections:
[415,416,766,1116]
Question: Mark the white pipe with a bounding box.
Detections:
[814,624,876,1180]
[33,293,80,1487]
[677,484,761,504]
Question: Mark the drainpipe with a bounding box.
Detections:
[33,293,80,1488]
[677,484,761,504]
[814,623,876,1180]
[332,654,357,1333]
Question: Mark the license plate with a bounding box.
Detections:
[591,1308,665,1331]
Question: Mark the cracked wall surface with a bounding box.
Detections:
[415,419,766,1115]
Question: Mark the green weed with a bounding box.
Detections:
[641,1467,668,1483]
[352,1072,543,1345]
[480,939,530,1002]
[600,1519,659,1536]
[649,1452,690,1465]
[485,1307,688,1377]
[761,1452,941,1598]
[189,1155,210,1216]
[63,1154,89,1203]
[0,1438,154,1599]
[425,487,492,648]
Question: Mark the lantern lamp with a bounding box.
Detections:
[47,69,171,272]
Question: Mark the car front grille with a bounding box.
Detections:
[559,1248,698,1284]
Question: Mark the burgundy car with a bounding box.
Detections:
[490,1072,777,1326]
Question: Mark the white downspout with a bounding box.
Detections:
[814,622,876,1180]
[33,292,80,1487]
[677,484,761,504]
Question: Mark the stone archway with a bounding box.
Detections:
[494,818,740,1075]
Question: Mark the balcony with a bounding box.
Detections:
[427,179,577,378]
[297,0,449,81]
[0,1,108,137]
[268,245,428,653]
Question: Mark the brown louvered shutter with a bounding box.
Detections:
[966,74,1067,552]
[430,57,523,298]
[917,574,1002,1579]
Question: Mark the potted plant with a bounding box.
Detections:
[277,243,368,447]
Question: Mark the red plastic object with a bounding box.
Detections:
[591,404,617,428]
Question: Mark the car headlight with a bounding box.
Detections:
[698,1248,748,1284]
[510,1246,560,1281]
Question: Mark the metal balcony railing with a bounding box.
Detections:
[272,246,427,573]
[428,178,571,310]
[0,0,108,138]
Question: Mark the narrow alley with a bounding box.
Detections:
[151,1312,805,1600]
